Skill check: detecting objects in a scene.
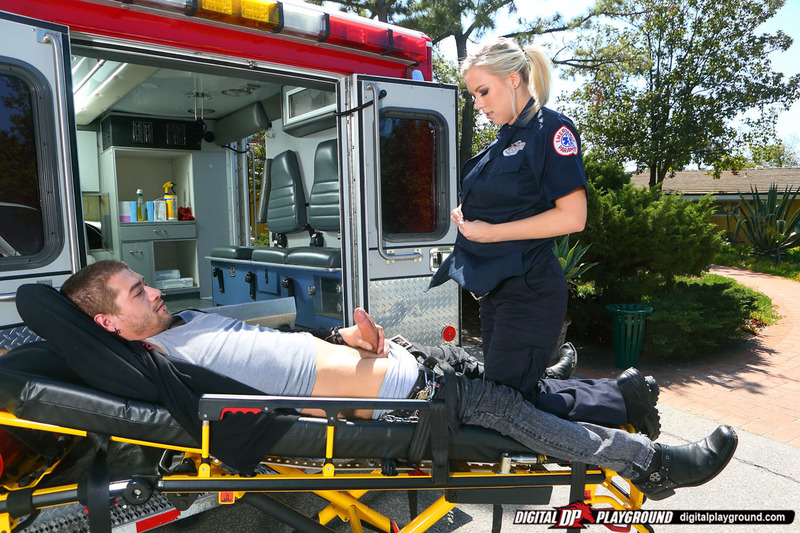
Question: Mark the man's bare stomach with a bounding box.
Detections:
[308,337,390,419]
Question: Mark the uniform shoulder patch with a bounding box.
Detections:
[553,126,579,156]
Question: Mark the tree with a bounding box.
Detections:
[750,137,800,168]
[433,52,498,156]
[317,0,630,161]
[305,0,411,23]
[565,0,800,186]
[402,0,518,165]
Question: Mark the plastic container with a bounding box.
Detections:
[155,269,181,281]
[136,189,145,221]
[119,201,131,222]
[163,181,178,221]
[605,304,653,368]
[155,278,193,290]
[154,200,167,221]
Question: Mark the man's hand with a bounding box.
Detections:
[338,308,387,355]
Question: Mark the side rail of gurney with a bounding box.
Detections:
[0,395,652,533]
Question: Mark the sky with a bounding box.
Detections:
[437,0,800,147]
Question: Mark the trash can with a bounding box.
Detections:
[605,304,654,368]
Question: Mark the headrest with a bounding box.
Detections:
[309,139,340,232]
[15,284,160,402]
[267,150,307,234]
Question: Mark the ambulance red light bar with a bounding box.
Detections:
[326,12,392,55]
[119,0,428,64]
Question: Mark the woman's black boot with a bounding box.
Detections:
[632,425,738,500]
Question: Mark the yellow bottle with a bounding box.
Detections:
[136,189,145,221]
[163,181,178,221]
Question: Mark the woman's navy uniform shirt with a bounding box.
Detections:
[429,101,587,296]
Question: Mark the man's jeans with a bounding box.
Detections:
[409,343,653,479]
[455,375,653,479]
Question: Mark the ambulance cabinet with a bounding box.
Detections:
[119,222,198,294]
[94,146,228,297]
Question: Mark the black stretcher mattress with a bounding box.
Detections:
[0,342,535,464]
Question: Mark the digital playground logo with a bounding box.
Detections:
[512,502,795,529]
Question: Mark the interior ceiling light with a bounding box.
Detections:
[221,88,250,97]
[222,83,261,97]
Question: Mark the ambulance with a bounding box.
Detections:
[0,0,461,352]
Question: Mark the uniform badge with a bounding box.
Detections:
[503,140,526,156]
[553,126,579,156]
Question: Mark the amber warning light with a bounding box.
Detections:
[120,0,429,64]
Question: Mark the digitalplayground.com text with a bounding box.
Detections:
[512,504,795,529]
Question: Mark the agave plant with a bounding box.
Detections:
[734,184,800,263]
[553,235,598,286]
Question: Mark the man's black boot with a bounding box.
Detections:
[616,368,660,440]
[632,425,738,500]
[544,342,577,380]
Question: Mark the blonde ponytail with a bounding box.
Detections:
[524,45,552,113]
[461,37,553,124]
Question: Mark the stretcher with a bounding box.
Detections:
[0,284,654,533]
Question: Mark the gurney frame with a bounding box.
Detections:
[0,394,653,533]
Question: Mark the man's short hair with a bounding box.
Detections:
[61,260,130,317]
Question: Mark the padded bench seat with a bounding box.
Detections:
[210,246,255,260]
[286,247,341,269]
[210,244,342,328]
[251,247,291,264]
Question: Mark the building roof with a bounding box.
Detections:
[630,168,800,198]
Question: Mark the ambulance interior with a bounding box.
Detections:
[71,47,344,324]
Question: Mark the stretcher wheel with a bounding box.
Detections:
[123,479,153,505]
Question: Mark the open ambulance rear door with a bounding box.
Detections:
[0,12,83,337]
[348,76,460,345]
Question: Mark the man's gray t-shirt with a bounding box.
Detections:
[149,311,316,396]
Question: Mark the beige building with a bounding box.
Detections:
[630,168,800,242]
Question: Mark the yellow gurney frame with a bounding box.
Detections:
[0,394,653,533]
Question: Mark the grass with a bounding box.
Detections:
[732,277,781,330]
[713,245,784,329]
[715,244,800,282]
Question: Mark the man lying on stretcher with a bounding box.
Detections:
[60,260,738,501]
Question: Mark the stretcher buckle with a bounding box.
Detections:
[500,453,548,474]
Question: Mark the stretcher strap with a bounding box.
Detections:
[406,398,450,485]
[429,400,449,485]
[492,504,503,533]
[78,433,111,533]
[406,406,430,466]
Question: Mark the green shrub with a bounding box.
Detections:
[581,180,723,301]
[252,231,271,246]
[569,273,777,360]
[641,275,762,360]
[583,152,631,192]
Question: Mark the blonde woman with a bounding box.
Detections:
[429,38,656,436]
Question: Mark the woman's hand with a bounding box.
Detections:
[452,204,495,243]
[451,188,587,244]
